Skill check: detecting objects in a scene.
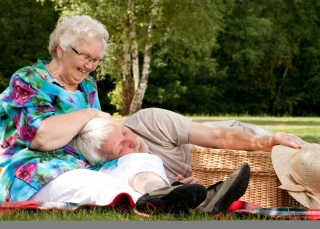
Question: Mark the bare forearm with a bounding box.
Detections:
[213,131,272,151]
[30,108,102,151]
[188,122,305,152]
[211,131,305,152]
[189,123,269,150]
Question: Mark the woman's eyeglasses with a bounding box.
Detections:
[69,45,102,66]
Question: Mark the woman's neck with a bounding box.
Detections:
[46,61,79,91]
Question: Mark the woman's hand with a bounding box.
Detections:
[94,110,112,119]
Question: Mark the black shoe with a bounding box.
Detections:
[196,163,250,215]
[135,183,207,215]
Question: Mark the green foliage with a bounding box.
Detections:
[2,0,320,116]
[50,0,227,115]
[145,0,320,116]
[0,0,59,92]
[107,80,123,112]
[95,73,118,113]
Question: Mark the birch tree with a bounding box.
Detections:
[43,0,226,115]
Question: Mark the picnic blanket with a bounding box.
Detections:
[1,196,320,220]
[0,192,135,215]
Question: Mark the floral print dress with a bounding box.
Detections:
[0,60,101,202]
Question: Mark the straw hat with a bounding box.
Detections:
[272,143,320,208]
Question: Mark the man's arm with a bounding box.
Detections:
[188,122,306,152]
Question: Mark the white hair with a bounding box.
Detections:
[48,15,109,58]
[70,117,114,166]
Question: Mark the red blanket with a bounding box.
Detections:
[0,196,319,220]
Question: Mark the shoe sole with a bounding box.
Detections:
[198,163,250,215]
[135,184,207,214]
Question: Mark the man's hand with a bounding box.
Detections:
[268,132,307,151]
[175,174,199,184]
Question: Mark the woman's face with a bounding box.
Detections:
[58,39,103,85]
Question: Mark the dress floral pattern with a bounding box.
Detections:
[0,60,101,202]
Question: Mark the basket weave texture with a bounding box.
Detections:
[190,146,303,208]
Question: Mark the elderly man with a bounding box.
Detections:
[69,108,305,216]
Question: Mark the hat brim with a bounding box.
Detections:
[272,144,320,208]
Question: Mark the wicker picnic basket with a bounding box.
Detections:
[190,146,304,208]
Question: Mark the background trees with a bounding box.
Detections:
[145,0,320,116]
[0,0,59,90]
[50,0,226,115]
[1,0,320,116]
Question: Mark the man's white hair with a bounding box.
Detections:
[70,117,114,166]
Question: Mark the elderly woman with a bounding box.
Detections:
[0,15,207,215]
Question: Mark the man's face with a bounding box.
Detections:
[99,120,149,161]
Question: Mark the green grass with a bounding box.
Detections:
[1,116,319,221]
[0,206,281,221]
[190,116,320,144]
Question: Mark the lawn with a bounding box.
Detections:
[190,116,320,144]
[1,116,319,221]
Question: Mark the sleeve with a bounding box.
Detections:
[1,68,56,146]
[123,108,192,146]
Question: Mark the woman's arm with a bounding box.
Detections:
[29,109,111,151]
[188,122,306,152]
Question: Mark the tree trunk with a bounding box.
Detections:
[120,0,136,116]
[128,0,140,90]
[132,39,140,90]
[129,46,152,114]
[129,1,158,115]
[120,44,133,116]
[270,67,288,115]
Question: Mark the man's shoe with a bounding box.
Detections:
[196,163,250,215]
[135,183,207,215]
